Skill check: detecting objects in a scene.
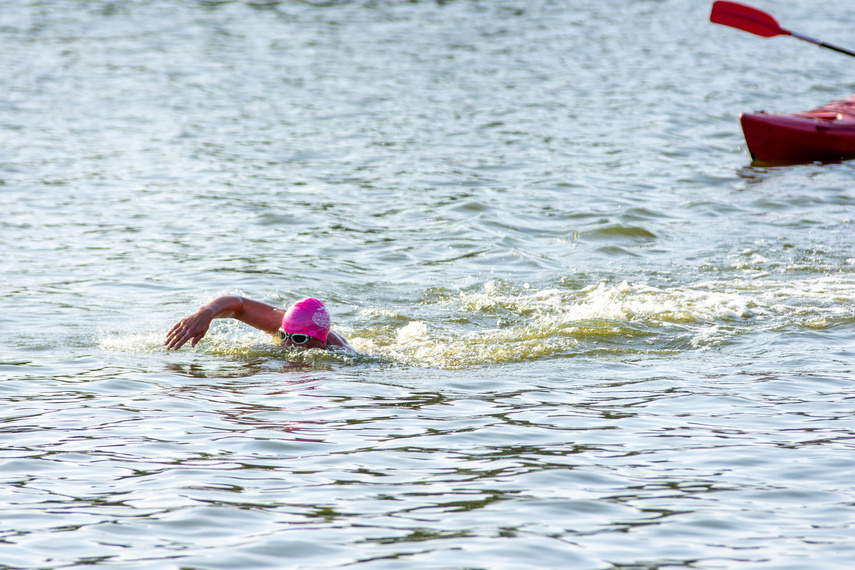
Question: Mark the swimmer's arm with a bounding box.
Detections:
[165,295,284,350]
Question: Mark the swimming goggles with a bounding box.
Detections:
[277,330,314,345]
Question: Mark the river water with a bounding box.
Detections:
[2,0,855,568]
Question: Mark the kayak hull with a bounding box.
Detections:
[739,96,855,163]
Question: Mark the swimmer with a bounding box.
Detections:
[165,296,355,352]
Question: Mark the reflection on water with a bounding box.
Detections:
[5,360,854,568]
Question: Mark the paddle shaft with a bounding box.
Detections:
[789,31,855,59]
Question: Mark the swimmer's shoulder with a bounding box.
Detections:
[328,330,356,353]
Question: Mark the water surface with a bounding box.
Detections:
[2,0,855,568]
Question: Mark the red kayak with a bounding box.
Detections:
[739,96,855,163]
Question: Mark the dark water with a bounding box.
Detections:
[2,0,855,568]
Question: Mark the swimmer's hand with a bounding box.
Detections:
[164,307,215,350]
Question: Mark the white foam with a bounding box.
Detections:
[396,321,428,345]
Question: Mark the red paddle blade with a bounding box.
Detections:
[710,1,789,38]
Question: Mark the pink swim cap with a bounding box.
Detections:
[281,298,331,342]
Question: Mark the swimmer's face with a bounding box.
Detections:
[278,333,327,351]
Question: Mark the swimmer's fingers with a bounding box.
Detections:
[167,319,185,337]
[164,323,189,350]
[188,330,207,348]
[164,331,190,351]
[165,325,182,346]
